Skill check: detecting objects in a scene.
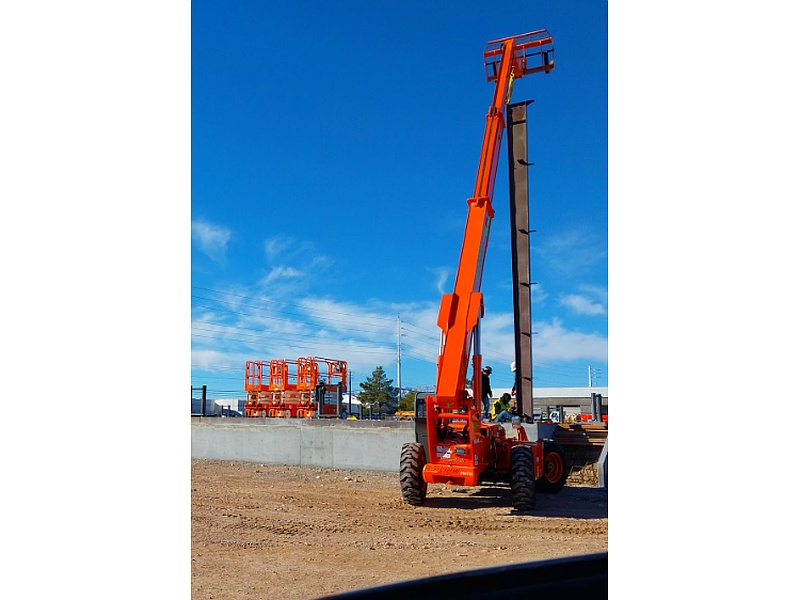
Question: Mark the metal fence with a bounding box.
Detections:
[191,386,245,417]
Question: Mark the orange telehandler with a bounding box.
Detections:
[400,31,567,510]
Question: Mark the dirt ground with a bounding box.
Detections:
[191,459,608,599]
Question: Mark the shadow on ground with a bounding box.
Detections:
[422,484,607,519]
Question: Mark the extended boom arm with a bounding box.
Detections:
[433,30,554,412]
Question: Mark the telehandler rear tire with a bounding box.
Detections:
[510,445,536,511]
[400,442,428,506]
[536,439,568,494]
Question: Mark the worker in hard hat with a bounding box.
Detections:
[481,366,493,421]
[493,393,514,423]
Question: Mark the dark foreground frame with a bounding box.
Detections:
[320,552,608,600]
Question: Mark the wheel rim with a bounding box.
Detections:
[544,450,564,483]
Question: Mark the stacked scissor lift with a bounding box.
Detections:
[244,357,347,418]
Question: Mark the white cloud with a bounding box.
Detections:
[191,348,235,370]
[429,267,450,295]
[264,235,318,260]
[261,236,333,292]
[298,297,402,339]
[467,313,608,380]
[192,220,231,262]
[261,266,303,285]
[309,255,334,270]
[191,280,607,393]
[533,318,607,363]
[264,235,295,259]
[578,284,608,304]
[295,297,441,373]
[534,228,607,275]
[560,293,607,316]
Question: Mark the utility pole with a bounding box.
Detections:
[588,365,601,387]
[397,315,402,404]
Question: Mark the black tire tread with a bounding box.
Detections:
[510,444,536,511]
[400,442,428,506]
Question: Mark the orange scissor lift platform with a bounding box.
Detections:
[244,357,347,418]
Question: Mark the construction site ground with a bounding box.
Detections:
[191,459,608,600]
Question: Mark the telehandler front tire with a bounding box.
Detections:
[510,444,536,511]
[400,442,427,506]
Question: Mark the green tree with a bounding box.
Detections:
[397,390,417,412]
[358,366,398,418]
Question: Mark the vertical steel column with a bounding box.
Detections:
[507,101,534,420]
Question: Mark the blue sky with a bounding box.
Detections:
[191,1,608,399]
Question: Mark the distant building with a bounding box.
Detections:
[492,386,608,417]
[192,398,246,417]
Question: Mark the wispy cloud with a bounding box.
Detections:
[421,310,608,388]
[261,236,334,293]
[264,235,297,259]
[559,293,607,316]
[309,255,334,270]
[192,220,231,262]
[533,318,607,363]
[531,283,550,306]
[429,267,450,295]
[261,266,303,285]
[578,284,608,304]
[558,284,607,316]
[534,228,607,276]
[191,281,607,392]
[295,297,441,377]
[192,287,435,386]
[191,348,238,371]
[264,235,316,261]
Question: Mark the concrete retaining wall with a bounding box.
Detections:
[191,418,608,488]
[191,418,415,472]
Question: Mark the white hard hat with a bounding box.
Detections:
[510,361,516,372]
